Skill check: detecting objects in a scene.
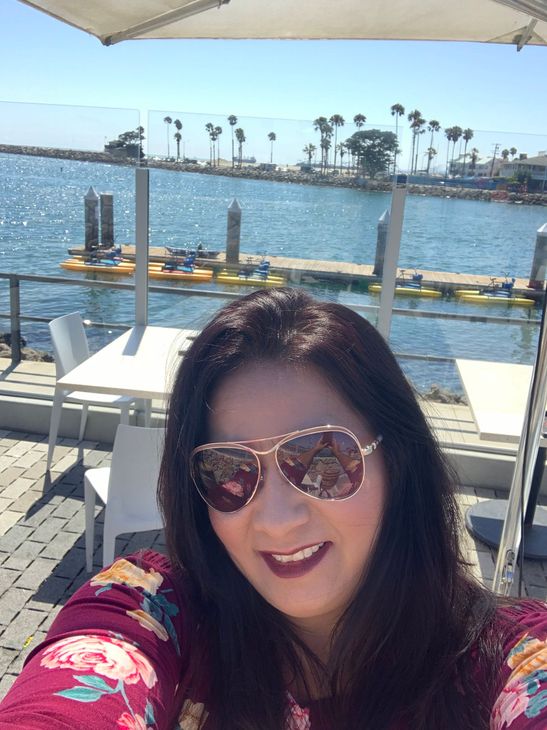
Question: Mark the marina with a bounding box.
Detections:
[65,244,542,300]
[1,153,546,394]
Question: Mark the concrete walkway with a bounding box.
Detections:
[0,428,546,701]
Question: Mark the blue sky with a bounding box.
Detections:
[1,0,546,167]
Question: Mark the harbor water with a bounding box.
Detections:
[1,152,545,394]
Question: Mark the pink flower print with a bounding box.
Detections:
[40,635,157,688]
[286,692,311,730]
[116,712,147,729]
[491,678,530,728]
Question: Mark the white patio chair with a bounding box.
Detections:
[46,312,142,470]
[84,424,165,571]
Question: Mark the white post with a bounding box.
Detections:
[493,307,547,594]
[377,178,407,339]
[135,168,149,326]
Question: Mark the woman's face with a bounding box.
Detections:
[206,361,387,637]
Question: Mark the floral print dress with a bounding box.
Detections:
[0,550,545,729]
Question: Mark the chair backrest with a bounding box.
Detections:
[49,312,90,379]
[108,424,165,521]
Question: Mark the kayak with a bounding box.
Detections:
[368,283,442,298]
[458,292,535,307]
[216,270,286,287]
[148,263,213,282]
[60,258,135,275]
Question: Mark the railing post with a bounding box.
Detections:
[9,274,21,365]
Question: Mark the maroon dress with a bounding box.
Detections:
[0,550,546,729]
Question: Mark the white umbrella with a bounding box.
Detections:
[18,0,547,47]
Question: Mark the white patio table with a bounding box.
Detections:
[57,325,198,400]
[456,358,547,559]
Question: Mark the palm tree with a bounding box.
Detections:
[228,115,237,168]
[163,116,173,159]
[426,120,441,174]
[320,136,332,174]
[450,126,463,173]
[214,126,223,166]
[353,113,366,129]
[413,120,426,173]
[426,147,437,171]
[470,147,479,174]
[173,119,182,160]
[338,143,346,174]
[444,127,454,176]
[390,104,405,173]
[407,109,423,174]
[268,132,276,163]
[313,117,333,173]
[235,128,246,168]
[329,115,345,172]
[302,143,316,165]
[510,147,518,159]
[461,128,474,176]
[501,148,510,161]
[205,122,214,165]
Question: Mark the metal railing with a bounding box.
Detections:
[0,271,540,368]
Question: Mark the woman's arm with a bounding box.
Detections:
[0,550,186,730]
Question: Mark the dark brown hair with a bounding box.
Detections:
[158,287,499,729]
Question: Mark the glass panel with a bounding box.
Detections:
[0,100,141,353]
[144,109,395,332]
[3,100,547,482]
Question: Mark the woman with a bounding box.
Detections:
[0,287,545,729]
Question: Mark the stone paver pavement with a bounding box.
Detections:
[0,429,166,700]
[0,429,545,701]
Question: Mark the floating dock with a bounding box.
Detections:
[67,245,543,301]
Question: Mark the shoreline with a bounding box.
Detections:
[2,144,546,207]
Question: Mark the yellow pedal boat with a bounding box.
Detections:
[458,292,535,307]
[368,283,442,298]
[454,289,481,297]
[215,270,286,287]
[148,263,213,282]
[60,258,135,275]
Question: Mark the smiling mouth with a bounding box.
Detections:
[270,542,325,563]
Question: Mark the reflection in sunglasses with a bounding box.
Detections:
[192,427,382,513]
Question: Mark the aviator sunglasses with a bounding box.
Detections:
[190,425,383,513]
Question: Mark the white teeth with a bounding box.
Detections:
[271,542,324,563]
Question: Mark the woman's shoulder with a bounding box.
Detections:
[489,598,547,729]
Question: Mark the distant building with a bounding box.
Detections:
[257,162,277,171]
[449,154,502,177]
[499,153,547,190]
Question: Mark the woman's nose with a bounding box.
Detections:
[250,457,310,536]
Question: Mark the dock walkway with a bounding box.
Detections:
[68,245,540,299]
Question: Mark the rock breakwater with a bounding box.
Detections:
[2,144,546,206]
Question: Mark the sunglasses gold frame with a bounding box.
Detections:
[191,425,383,513]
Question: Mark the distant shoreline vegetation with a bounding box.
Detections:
[2,144,546,207]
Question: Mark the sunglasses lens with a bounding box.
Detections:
[278,430,364,499]
[192,447,259,512]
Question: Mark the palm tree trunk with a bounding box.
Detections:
[393,117,399,175]
[426,130,434,174]
[462,142,468,176]
[409,132,416,174]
